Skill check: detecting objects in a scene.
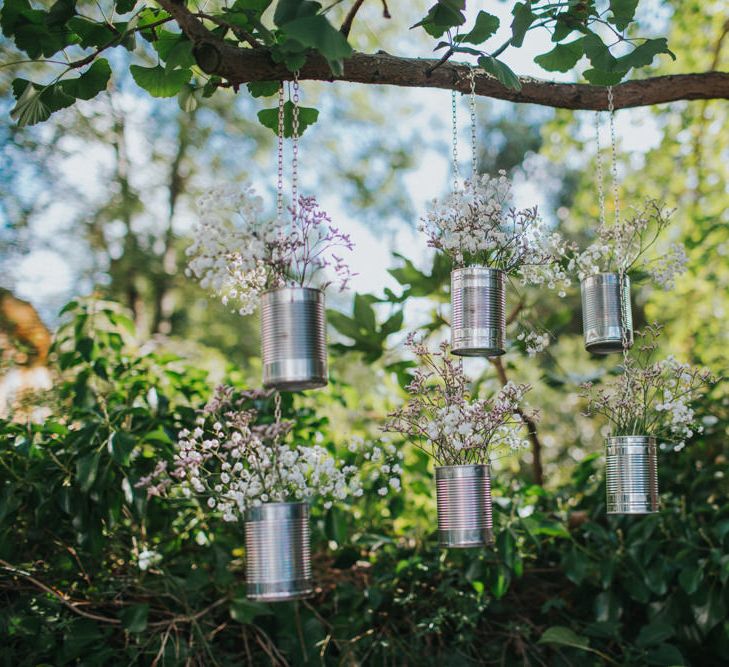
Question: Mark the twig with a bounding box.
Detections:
[340,0,367,37]
[489,357,544,485]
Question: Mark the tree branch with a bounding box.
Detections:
[155,0,729,110]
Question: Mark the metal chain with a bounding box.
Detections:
[594,110,606,228]
[276,81,285,222]
[607,85,621,227]
[291,71,300,215]
[273,390,282,444]
[606,86,630,358]
[451,89,460,191]
[469,66,477,178]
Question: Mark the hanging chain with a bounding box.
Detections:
[451,89,460,191]
[594,110,606,228]
[276,82,285,222]
[291,71,301,215]
[469,66,477,179]
[273,390,283,445]
[607,85,621,227]
[606,86,631,358]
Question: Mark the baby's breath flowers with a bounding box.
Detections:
[419,172,574,295]
[136,386,401,519]
[581,324,717,451]
[186,184,354,315]
[517,329,551,357]
[570,199,687,289]
[384,335,536,466]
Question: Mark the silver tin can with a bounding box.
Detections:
[605,436,659,515]
[261,287,327,391]
[450,267,506,357]
[244,502,313,601]
[435,464,493,548]
[581,273,634,354]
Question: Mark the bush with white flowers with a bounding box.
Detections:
[384,335,536,465]
[581,324,716,451]
[136,386,401,519]
[186,184,354,315]
[419,172,574,295]
[570,199,687,289]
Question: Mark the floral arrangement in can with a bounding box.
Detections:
[419,171,574,296]
[383,334,536,466]
[581,324,717,451]
[570,199,687,289]
[186,185,354,315]
[137,386,402,519]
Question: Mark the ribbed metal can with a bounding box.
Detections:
[260,287,327,391]
[581,273,634,354]
[450,267,506,357]
[605,436,659,515]
[435,464,493,548]
[244,502,313,601]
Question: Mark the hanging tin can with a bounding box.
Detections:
[435,464,493,548]
[245,502,313,601]
[261,287,327,391]
[451,266,506,357]
[605,436,659,515]
[581,272,634,354]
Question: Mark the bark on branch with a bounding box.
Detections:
[157,0,729,111]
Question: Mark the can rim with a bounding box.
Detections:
[581,272,632,285]
[261,285,324,298]
[435,463,491,479]
[244,500,310,522]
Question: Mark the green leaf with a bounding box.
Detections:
[538,626,590,650]
[247,80,280,97]
[353,294,376,332]
[510,2,535,48]
[583,68,627,85]
[645,644,685,666]
[609,0,639,31]
[583,32,619,72]
[617,38,674,70]
[478,55,521,91]
[534,38,584,73]
[411,1,466,39]
[130,65,192,98]
[636,621,674,648]
[68,17,125,49]
[281,14,352,75]
[230,598,272,624]
[61,59,111,100]
[178,84,201,112]
[257,100,319,136]
[108,431,135,466]
[274,0,319,26]
[119,603,149,633]
[380,310,404,336]
[328,312,361,342]
[10,82,51,126]
[459,10,499,45]
[164,40,195,71]
[115,0,137,13]
[76,451,100,492]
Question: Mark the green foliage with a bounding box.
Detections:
[1,297,728,664]
[257,99,319,136]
